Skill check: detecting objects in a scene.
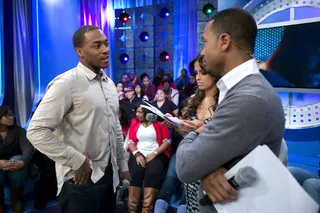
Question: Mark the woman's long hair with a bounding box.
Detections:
[184,56,220,119]
[134,84,144,98]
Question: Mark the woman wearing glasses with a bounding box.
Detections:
[0,106,34,213]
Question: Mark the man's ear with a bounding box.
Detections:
[75,47,84,58]
[219,33,231,52]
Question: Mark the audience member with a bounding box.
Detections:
[158,73,177,90]
[134,84,148,101]
[153,68,165,88]
[120,84,141,122]
[162,79,180,106]
[175,69,190,91]
[127,103,171,213]
[181,73,197,100]
[27,25,130,213]
[0,106,34,213]
[289,167,320,208]
[154,99,189,213]
[151,89,178,117]
[121,73,130,87]
[129,71,140,85]
[117,81,125,100]
[142,74,156,101]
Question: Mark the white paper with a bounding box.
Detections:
[141,100,182,126]
[214,145,319,213]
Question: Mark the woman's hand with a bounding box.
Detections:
[162,113,175,128]
[180,120,204,132]
[145,153,156,163]
[3,160,25,171]
[0,160,9,170]
[136,155,146,168]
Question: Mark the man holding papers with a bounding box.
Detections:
[176,8,285,213]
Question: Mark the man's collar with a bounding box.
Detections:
[217,59,259,91]
[77,62,108,81]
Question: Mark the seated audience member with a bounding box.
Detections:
[162,80,180,106]
[119,105,130,141]
[180,73,197,101]
[289,167,320,208]
[151,89,178,117]
[129,71,140,85]
[121,73,130,87]
[158,73,177,90]
[153,68,165,89]
[142,74,156,101]
[127,103,171,213]
[154,99,189,213]
[134,84,149,101]
[175,69,190,91]
[120,83,141,122]
[116,81,125,100]
[0,106,34,213]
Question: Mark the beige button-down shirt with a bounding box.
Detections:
[27,63,128,194]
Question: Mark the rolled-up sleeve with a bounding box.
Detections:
[27,79,86,170]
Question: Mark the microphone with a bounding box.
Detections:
[199,166,258,206]
[146,113,158,122]
[121,179,130,190]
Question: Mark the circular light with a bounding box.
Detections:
[160,51,170,62]
[120,53,130,64]
[202,3,215,15]
[120,12,129,23]
[160,8,170,18]
[139,32,150,42]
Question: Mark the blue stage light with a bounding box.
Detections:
[160,8,170,19]
[139,32,150,42]
[119,53,129,64]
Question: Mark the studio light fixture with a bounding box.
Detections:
[159,8,170,18]
[119,12,129,23]
[202,3,215,16]
[119,53,130,64]
[139,32,150,42]
[160,51,170,62]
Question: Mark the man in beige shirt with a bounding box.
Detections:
[27,25,130,213]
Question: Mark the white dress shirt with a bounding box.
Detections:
[216,59,260,104]
[27,62,128,194]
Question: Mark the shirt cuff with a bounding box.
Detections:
[67,150,86,170]
[118,159,129,172]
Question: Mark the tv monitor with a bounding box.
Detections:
[254,20,320,90]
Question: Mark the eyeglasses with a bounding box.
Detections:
[3,113,15,119]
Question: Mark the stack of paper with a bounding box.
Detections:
[214,145,319,213]
[140,100,182,126]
